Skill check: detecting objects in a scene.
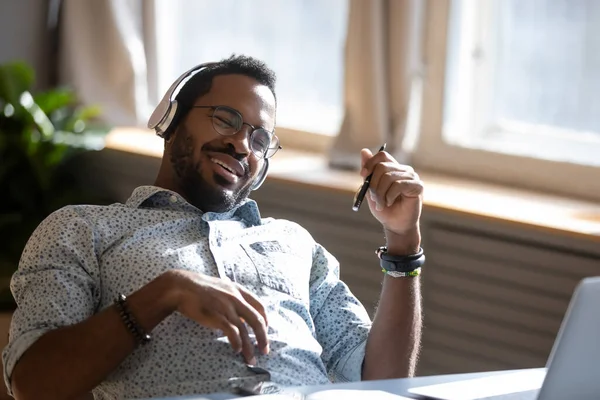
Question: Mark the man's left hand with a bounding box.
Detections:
[360,148,424,250]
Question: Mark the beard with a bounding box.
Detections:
[169,127,254,213]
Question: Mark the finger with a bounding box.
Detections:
[220,303,258,364]
[234,319,257,365]
[236,286,270,355]
[384,177,424,207]
[362,150,404,176]
[360,148,373,177]
[374,171,413,208]
[211,313,243,354]
[233,297,269,355]
[237,284,269,327]
[368,163,401,210]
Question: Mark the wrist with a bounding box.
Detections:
[384,226,421,256]
[126,271,180,333]
[155,270,183,313]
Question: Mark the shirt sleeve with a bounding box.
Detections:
[309,243,372,382]
[2,206,101,394]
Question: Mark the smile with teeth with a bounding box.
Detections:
[210,158,237,175]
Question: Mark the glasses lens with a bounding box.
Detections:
[251,130,280,159]
[212,107,242,135]
[250,129,271,158]
[264,139,280,158]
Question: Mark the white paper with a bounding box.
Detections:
[247,390,413,399]
[408,368,547,400]
[308,390,414,399]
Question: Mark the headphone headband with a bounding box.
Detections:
[147,62,217,134]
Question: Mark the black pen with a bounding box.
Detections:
[352,143,387,211]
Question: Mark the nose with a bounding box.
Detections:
[222,125,252,156]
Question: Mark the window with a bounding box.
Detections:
[153,0,348,138]
[443,0,600,166]
[415,0,600,201]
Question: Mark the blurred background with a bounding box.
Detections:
[1,0,600,397]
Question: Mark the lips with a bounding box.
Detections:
[207,152,245,177]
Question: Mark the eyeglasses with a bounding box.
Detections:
[191,105,282,159]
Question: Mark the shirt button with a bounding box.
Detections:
[169,195,178,203]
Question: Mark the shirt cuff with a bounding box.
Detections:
[332,337,368,383]
[2,328,49,396]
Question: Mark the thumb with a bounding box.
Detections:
[360,148,373,175]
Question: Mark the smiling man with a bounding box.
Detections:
[159,71,278,213]
[3,55,425,400]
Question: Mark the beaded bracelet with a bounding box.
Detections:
[115,294,151,346]
[381,267,422,278]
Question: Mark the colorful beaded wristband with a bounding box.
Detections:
[381,267,422,278]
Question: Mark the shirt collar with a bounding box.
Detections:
[125,185,262,226]
[126,186,171,209]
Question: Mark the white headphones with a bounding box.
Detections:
[147,62,215,136]
[147,62,269,191]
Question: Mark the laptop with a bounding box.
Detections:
[408,276,600,400]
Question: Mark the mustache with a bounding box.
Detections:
[202,143,250,176]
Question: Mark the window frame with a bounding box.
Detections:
[275,126,333,154]
[412,0,600,202]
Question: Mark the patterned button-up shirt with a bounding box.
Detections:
[2,186,372,399]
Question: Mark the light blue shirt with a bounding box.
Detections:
[3,186,372,399]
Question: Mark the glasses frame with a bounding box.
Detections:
[191,105,282,159]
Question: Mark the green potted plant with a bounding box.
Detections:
[0,61,111,309]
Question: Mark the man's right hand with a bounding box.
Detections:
[10,269,271,400]
[165,270,270,365]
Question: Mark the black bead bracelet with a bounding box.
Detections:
[115,293,151,346]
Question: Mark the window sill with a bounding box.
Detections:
[105,127,600,242]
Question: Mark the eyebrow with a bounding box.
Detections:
[224,106,273,132]
[194,104,274,132]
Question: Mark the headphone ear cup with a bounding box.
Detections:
[149,62,216,137]
[155,100,179,139]
[251,159,269,191]
[148,100,170,131]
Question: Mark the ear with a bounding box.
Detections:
[162,124,181,152]
[161,101,189,142]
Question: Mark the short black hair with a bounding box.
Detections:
[165,54,277,138]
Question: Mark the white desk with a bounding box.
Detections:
[145,368,544,400]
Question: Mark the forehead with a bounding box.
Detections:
[195,74,276,129]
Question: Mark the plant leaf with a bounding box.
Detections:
[75,105,102,122]
[63,105,103,132]
[0,61,34,104]
[19,91,55,140]
[33,89,75,114]
[0,60,111,288]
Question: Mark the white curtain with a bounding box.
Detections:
[328,0,426,170]
[59,0,156,127]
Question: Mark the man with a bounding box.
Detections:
[2,55,424,400]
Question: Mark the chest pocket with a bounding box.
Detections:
[241,241,306,300]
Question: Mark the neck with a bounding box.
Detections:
[154,161,184,198]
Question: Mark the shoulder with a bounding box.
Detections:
[19,203,134,270]
[32,205,92,233]
[24,202,128,253]
[36,203,123,230]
